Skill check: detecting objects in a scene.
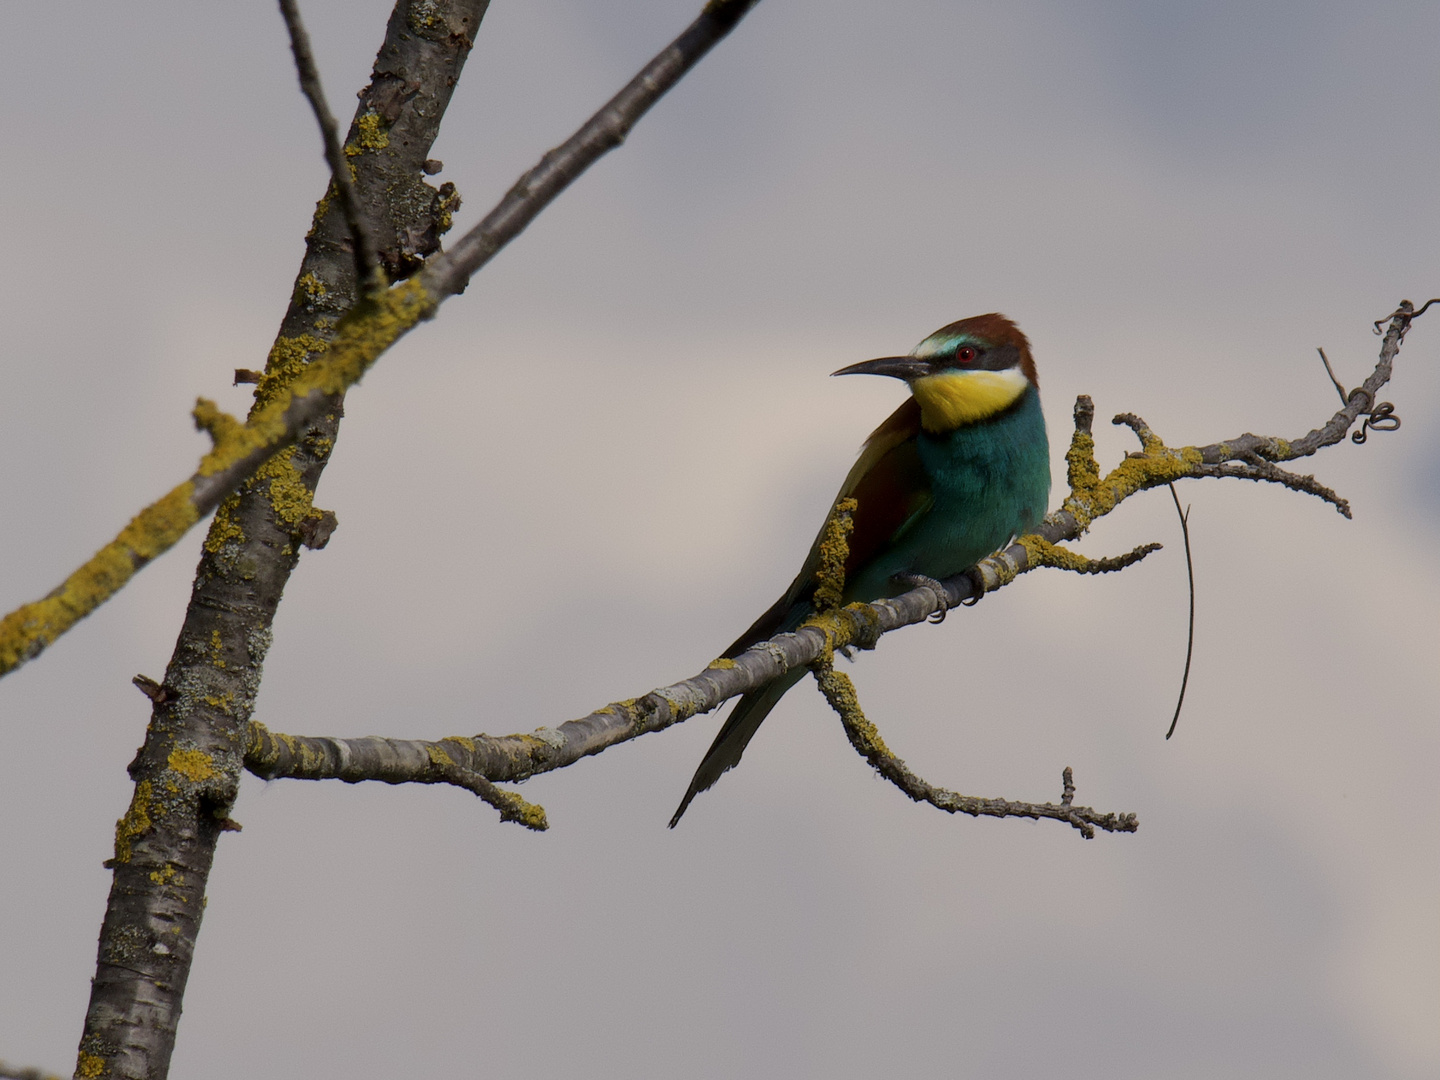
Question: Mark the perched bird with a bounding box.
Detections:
[670,313,1051,827]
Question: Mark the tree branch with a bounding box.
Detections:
[73,5,768,1076]
[422,0,762,297]
[74,4,489,1078]
[277,0,386,292]
[241,304,1416,820]
[0,0,763,682]
[812,659,1135,838]
[803,500,1135,838]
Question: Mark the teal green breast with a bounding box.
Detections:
[849,384,1050,601]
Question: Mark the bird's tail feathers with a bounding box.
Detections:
[668,667,806,828]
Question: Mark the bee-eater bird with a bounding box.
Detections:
[670,313,1051,827]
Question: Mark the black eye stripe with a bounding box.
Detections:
[932,341,1021,374]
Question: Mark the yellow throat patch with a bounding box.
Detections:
[910,367,1030,432]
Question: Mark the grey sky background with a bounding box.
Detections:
[1,1,1437,1077]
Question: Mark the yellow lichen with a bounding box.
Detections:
[168,748,218,783]
[798,608,843,659]
[113,780,154,864]
[148,864,178,886]
[812,661,892,758]
[510,798,548,831]
[706,658,738,670]
[76,1051,107,1078]
[1061,426,1202,534]
[244,720,273,766]
[1019,535,1091,573]
[252,333,330,410]
[295,272,327,305]
[345,112,389,155]
[201,692,234,716]
[307,184,335,239]
[0,483,200,675]
[192,399,248,478]
[0,278,436,677]
[426,744,455,768]
[203,493,246,554]
[436,184,462,235]
[812,498,857,613]
[408,0,445,32]
[1065,431,1100,496]
[255,454,316,527]
[442,735,476,752]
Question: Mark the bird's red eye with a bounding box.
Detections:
[956,346,977,364]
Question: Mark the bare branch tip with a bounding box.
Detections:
[1111,412,1157,447]
[1315,348,1350,406]
[277,0,384,291]
[1373,297,1431,335]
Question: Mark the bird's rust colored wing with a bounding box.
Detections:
[724,398,929,657]
[836,397,930,579]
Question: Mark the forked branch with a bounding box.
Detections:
[0,0,763,680]
[244,304,1418,828]
[803,503,1135,838]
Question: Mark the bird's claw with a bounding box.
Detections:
[895,573,951,623]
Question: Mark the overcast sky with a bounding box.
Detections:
[1,2,1437,1078]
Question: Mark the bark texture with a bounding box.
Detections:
[75,4,489,1077]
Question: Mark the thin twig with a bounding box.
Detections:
[277,0,385,293]
[1373,297,1440,334]
[1165,483,1194,740]
[1316,348,1349,405]
[422,0,762,298]
[812,658,1135,839]
[1190,453,1352,517]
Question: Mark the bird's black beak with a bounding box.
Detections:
[831,356,930,380]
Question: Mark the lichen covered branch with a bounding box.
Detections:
[0,280,431,679]
[246,723,546,830]
[74,4,491,1078]
[242,303,1417,818]
[804,503,1135,837]
[811,658,1135,838]
[0,0,763,681]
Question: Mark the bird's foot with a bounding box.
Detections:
[894,573,952,623]
[960,568,986,607]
